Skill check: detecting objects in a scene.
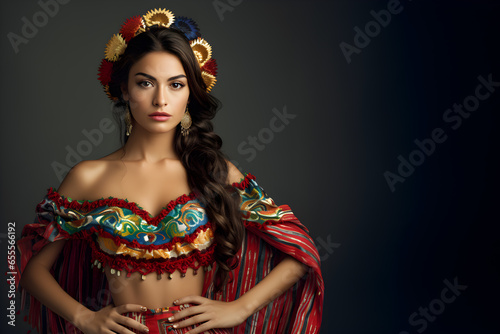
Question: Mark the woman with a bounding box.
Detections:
[17,8,324,334]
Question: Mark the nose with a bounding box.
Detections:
[153,85,168,107]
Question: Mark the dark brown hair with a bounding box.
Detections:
[107,27,244,292]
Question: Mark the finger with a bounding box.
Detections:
[95,327,119,334]
[109,320,142,334]
[115,314,150,333]
[114,303,148,314]
[184,320,213,334]
[173,314,209,330]
[101,330,119,334]
[174,295,206,305]
[169,304,206,322]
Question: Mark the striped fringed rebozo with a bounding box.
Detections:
[202,174,324,333]
[16,173,324,333]
[16,200,112,334]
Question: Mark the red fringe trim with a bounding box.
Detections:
[242,213,300,230]
[231,172,256,190]
[51,213,286,246]
[43,221,216,275]
[43,215,285,277]
[102,222,214,250]
[50,216,214,251]
[35,172,272,276]
[46,172,255,225]
[46,189,197,226]
[89,239,216,276]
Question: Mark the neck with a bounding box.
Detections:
[121,125,179,163]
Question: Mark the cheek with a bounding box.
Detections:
[128,86,150,104]
[165,90,189,108]
[176,90,190,106]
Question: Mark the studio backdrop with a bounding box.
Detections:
[1,1,498,333]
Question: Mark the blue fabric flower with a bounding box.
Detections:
[173,16,201,40]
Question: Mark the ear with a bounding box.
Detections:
[121,82,129,101]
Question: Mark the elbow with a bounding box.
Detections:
[19,264,31,290]
[283,254,309,278]
[19,271,28,291]
[19,260,37,291]
[302,262,309,274]
[298,262,309,278]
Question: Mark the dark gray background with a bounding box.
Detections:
[1,0,499,333]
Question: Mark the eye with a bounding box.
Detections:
[171,82,185,90]
[138,80,153,88]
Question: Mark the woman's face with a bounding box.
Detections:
[122,51,190,134]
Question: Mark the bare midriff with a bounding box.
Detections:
[104,263,206,308]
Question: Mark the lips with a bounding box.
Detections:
[149,111,172,116]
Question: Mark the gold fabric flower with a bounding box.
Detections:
[202,72,217,92]
[143,8,175,28]
[104,34,127,61]
[190,38,212,67]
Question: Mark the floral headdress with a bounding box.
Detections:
[97,8,218,101]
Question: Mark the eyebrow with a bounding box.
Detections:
[134,72,186,81]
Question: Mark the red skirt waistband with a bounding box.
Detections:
[124,303,230,334]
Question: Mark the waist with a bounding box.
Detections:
[124,303,193,334]
[104,265,206,309]
[133,303,193,316]
[123,303,232,334]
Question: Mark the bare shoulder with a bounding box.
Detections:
[56,160,111,200]
[226,160,245,185]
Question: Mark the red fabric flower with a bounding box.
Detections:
[97,59,113,87]
[120,16,143,42]
[201,58,218,76]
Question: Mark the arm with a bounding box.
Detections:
[224,160,308,316]
[20,239,92,329]
[19,162,149,334]
[21,162,91,328]
[169,251,309,333]
[21,240,149,333]
[168,162,310,333]
[232,254,308,317]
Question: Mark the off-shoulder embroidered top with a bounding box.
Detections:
[38,172,285,280]
[17,171,325,334]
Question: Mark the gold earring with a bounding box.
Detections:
[125,103,133,136]
[180,106,192,136]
